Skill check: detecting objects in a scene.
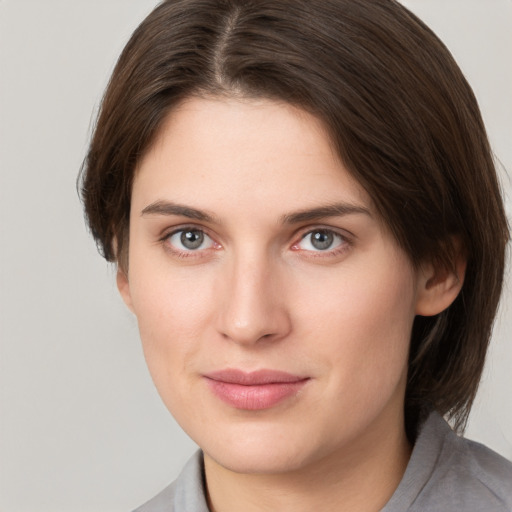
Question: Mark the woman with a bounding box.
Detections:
[80,0,512,510]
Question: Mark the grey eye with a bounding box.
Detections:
[167,228,214,252]
[310,230,335,250]
[180,229,204,249]
[296,229,345,252]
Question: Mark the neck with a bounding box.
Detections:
[203,411,412,512]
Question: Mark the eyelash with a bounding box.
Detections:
[160,226,353,259]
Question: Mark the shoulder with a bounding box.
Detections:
[133,480,179,512]
[414,414,512,511]
[132,451,209,512]
[384,412,512,512]
[449,434,512,507]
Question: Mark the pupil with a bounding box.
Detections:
[311,231,333,250]
[181,230,204,249]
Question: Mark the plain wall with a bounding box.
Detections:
[0,1,510,511]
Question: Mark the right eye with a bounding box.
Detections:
[166,228,216,252]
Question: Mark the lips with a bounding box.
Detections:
[204,369,310,410]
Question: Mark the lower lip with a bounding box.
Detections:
[205,379,309,410]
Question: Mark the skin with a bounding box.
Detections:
[118,96,464,512]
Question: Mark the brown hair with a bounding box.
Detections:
[80,0,509,435]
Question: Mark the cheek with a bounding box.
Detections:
[297,259,416,392]
[128,266,216,392]
[345,271,416,347]
[131,257,215,332]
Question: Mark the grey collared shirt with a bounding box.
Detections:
[133,412,512,511]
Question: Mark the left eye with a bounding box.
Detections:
[167,229,215,251]
[296,229,345,251]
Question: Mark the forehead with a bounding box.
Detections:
[133,96,373,220]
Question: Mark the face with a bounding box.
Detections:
[120,96,427,475]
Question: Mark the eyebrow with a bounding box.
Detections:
[281,203,372,224]
[141,201,217,222]
[140,200,371,224]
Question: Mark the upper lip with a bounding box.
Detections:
[204,369,308,385]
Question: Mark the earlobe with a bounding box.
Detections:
[415,253,467,317]
[116,268,135,313]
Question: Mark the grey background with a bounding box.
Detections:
[0,1,510,511]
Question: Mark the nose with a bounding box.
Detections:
[215,253,292,346]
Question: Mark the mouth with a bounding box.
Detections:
[203,369,310,410]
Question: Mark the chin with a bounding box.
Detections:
[207,444,314,475]
[198,420,331,475]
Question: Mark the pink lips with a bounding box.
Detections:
[204,369,309,410]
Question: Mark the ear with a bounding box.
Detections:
[415,245,467,317]
[116,268,135,314]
